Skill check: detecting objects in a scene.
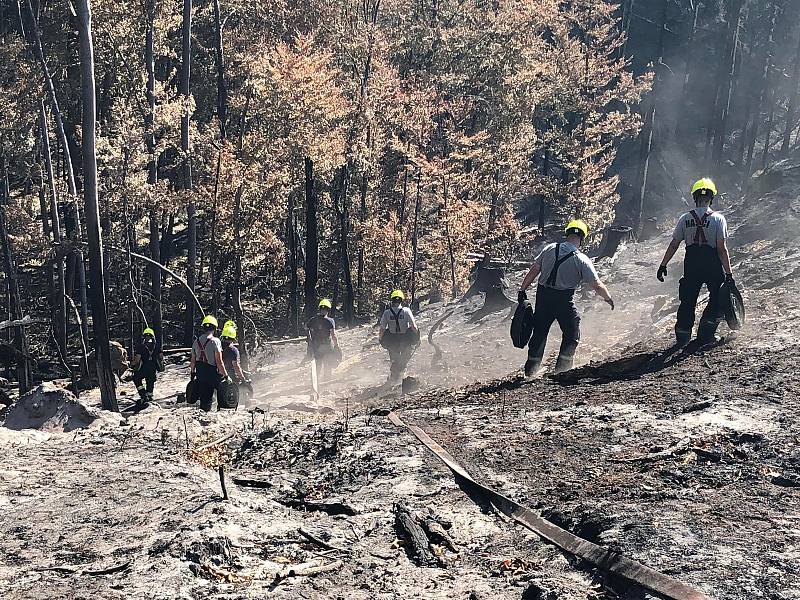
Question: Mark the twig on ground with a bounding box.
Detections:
[298,527,349,553]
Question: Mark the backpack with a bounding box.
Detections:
[511,295,535,348]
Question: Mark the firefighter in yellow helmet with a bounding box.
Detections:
[378,290,419,384]
[130,326,164,411]
[657,178,733,346]
[518,220,614,377]
[306,299,339,380]
[189,315,230,411]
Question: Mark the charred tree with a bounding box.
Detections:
[39,102,67,359]
[231,182,248,368]
[304,157,318,319]
[76,0,118,411]
[631,0,667,234]
[145,0,157,185]
[181,0,196,345]
[212,0,228,140]
[410,170,421,306]
[287,191,299,333]
[0,164,30,394]
[144,0,162,348]
[710,0,744,170]
[332,166,354,325]
[780,28,800,158]
[23,0,89,369]
[148,211,163,348]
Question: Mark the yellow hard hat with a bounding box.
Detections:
[565,219,589,239]
[319,298,332,309]
[223,320,236,331]
[201,315,218,328]
[142,327,155,337]
[691,178,717,197]
[390,289,405,300]
[221,325,237,340]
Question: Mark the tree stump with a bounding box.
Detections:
[462,266,513,310]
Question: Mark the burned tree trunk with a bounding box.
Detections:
[23,0,89,372]
[231,181,248,368]
[304,157,318,319]
[410,170,421,306]
[442,177,458,298]
[632,0,667,233]
[287,191,299,333]
[76,0,118,411]
[780,28,800,158]
[710,0,744,170]
[148,211,163,348]
[181,0,196,345]
[212,0,228,140]
[0,173,30,394]
[39,102,67,359]
[332,166,354,325]
[145,0,157,185]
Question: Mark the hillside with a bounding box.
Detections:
[1,162,799,599]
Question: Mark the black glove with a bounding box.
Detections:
[517,289,527,303]
[657,265,667,282]
[607,298,615,310]
[725,273,735,285]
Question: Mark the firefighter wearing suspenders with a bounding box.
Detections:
[657,178,734,346]
[519,220,614,377]
[378,290,419,384]
[189,315,231,411]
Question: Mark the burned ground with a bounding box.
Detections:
[1,164,800,599]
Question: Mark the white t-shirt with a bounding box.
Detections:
[379,306,416,333]
[192,333,222,367]
[535,242,599,291]
[672,207,728,248]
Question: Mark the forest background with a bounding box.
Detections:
[0,0,798,407]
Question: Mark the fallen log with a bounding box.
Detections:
[421,518,457,553]
[231,476,273,489]
[394,502,440,567]
[35,561,131,576]
[278,498,358,516]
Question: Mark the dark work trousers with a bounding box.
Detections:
[195,362,221,412]
[132,366,156,404]
[384,334,414,381]
[676,245,724,342]
[312,342,334,379]
[527,285,580,373]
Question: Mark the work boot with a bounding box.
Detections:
[674,329,691,348]
[554,354,574,374]
[697,321,718,346]
[524,360,541,378]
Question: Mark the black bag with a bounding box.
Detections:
[719,281,746,331]
[511,295,535,348]
[185,379,197,404]
[332,345,343,365]
[217,378,239,410]
[408,327,421,347]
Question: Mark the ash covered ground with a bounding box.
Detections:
[1,162,800,599]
